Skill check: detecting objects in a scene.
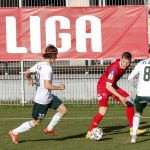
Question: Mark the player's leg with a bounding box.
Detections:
[85,93,108,139]
[111,87,134,129]
[111,88,146,135]
[8,119,35,144]
[8,102,48,144]
[44,95,68,135]
[131,113,140,144]
[131,96,148,144]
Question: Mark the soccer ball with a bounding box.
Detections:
[90,127,103,141]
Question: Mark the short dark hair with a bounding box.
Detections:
[122,52,132,62]
[42,44,58,59]
[149,47,150,54]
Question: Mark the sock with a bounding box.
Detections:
[47,112,63,131]
[12,121,35,135]
[126,106,134,128]
[89,113,104,131]
[132,113,141,136]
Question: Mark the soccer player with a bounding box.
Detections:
[8,44,68,144]
[86,52,145,139]
[128,49,150,144]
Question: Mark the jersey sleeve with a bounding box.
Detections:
[106,67,117,85]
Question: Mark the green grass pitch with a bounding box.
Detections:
[0,104,150,150]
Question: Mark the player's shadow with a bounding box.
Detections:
[103,121,148,136]
[130,122,150,144]
[103,125,128,135]
[140,121,148,125]
[99,137,113,141]
[134,122,150,137]
[19,132,112,143]
[136,138,150,143]
[19,122,148,143]
[136,129,150,137]
[139,123,150,130]
[19,132,86,143]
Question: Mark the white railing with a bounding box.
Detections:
[0,61,138,105]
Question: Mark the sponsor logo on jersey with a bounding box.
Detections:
[108,69,115,80]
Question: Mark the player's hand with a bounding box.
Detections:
[27,79,34,86]
[59,84,65,90]
[119,96,127,107]
[125,97,134,106]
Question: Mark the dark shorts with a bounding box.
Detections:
[134,95,150,113]
[32,95,63,120]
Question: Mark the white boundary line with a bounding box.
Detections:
[0,116,149,120]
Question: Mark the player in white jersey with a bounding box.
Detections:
[8,44,68,144]
[128,48,150,144]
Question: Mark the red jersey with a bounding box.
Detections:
[97,59,126,91]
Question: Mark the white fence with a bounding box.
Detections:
[0,0,148,105]
[0,61,138,105]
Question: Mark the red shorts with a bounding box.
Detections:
[97,86,129,107]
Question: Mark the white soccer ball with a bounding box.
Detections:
[90,127,103,141]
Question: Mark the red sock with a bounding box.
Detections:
[126,106,134,128]
[89,113,104,131]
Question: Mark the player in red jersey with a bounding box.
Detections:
[86,52,145,139]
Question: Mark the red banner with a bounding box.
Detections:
[0,6,148,61]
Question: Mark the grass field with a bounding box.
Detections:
[0,104,150,150]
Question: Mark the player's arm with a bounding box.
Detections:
[106,83,127,106]
[128,66,139,80]
[106,67,127,105]
[25,69,32,79]
[128,64,140,88]
[44,80,65,90]
[25,69,34,86]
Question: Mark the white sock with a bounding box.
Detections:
[132,113,141,136]
[12,121,35,135]
[47,112,63,131]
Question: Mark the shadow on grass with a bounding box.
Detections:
[19,122,148,143]
[103,125,128,136]
[140,121,148,125]
[103,121,148,136]
[131,122,150,144]
[140,123,150,130]
[19,132,86,143]
[136,138,150,143]
[136,122,150,137]
[100,137,113,141]
[103,125,128,132]
[19,132,112,143]
[137,130,150,137]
